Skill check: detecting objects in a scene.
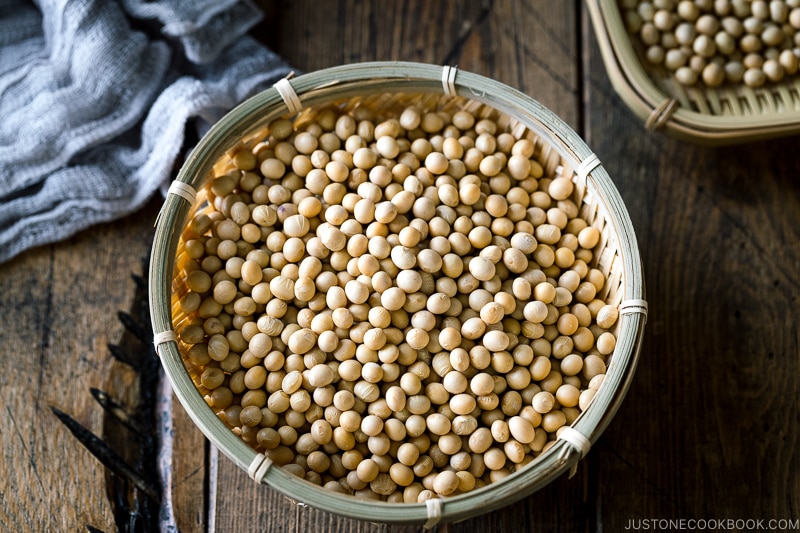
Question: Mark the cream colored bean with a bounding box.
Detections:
[531,391,555,414]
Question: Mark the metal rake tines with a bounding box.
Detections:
[52,263,163,533]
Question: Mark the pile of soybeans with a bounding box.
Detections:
[172,101,619,503]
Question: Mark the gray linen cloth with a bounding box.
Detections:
[0,0,293,264]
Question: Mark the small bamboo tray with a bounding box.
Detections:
[149,61,647,526]
[587,0,800,145]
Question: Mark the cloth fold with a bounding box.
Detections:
[0,0,293,264]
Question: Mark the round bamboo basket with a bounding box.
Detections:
[149,61,647,526]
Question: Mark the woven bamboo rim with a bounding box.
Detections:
[587,0,800,145]
[149,61,646,525]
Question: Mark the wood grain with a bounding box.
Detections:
[168,396,209,532]
[257,0,580,127]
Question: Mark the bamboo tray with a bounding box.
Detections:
[149,61,647,525]
[587,0,800,144]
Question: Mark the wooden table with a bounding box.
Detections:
[2,1,798,531]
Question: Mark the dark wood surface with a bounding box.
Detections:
[1,1,798,532]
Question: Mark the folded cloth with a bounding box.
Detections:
[0,0,293,264]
